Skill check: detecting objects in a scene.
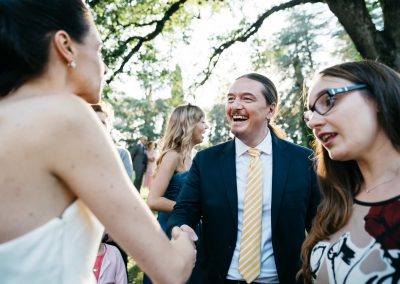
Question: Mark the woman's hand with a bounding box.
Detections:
[170,226,197,283]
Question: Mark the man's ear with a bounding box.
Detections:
[53,30,76,65]
[266,102,277,120]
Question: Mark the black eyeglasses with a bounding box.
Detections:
[303,84,368,124]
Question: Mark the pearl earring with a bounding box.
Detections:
[68,60,77,69]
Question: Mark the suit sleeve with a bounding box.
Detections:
[167,153,202,237]
[119,148,134,179]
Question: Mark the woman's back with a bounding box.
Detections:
[0,200,103,284]
[0,95,105,283]
[0,94,81,243]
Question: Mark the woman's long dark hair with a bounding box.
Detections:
[0,0,91,97]
[299,60,400,283]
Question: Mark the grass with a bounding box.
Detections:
[128,257,143,284]
[126,186,151,284]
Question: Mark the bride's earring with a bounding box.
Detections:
[68,59,77,69]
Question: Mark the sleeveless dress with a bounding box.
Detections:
[157,171,189,233]
[0,200,103,284]
[310,195,400,283]
[143,171,190,284]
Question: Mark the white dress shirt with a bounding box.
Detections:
[226,131,279,283]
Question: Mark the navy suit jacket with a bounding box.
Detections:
[168,134,320,284]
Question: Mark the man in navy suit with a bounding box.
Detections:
[168,73,320,284]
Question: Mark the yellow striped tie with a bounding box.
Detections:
[239,148,262,283]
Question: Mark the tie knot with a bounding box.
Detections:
[247,148,261,158]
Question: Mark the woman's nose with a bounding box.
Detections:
[306,111,325,129]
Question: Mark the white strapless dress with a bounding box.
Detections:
[0,200,104,284]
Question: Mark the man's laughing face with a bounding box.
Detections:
[225,77,275,146]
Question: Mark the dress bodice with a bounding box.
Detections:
[0,200,103,284]
[163,171,188,201]
[310,195,400,283]
[157,171,188,233]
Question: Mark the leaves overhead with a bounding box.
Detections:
[89,0,400,147]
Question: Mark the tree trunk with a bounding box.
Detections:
[325,0,400,71]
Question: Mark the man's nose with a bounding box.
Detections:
[232,99,243,108]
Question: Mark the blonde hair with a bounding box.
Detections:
[156,104,204,170]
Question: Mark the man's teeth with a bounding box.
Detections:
[233,115,248,121]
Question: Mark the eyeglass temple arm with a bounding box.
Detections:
[327,84,368,95]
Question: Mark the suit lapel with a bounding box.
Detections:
[271,135,290,230]
[220,140,238,224]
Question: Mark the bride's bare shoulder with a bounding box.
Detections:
[1,93,97,136]
[33,93,91,115]
[37,94,97,132]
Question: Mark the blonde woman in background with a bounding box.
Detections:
[147,104,208,233]
[145,104,207,284]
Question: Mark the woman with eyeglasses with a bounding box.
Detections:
[299,60,400,283]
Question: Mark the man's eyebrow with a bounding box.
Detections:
[226,92,256,96]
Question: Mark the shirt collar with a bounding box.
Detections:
[235,130,272,157]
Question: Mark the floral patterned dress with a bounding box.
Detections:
[310,195,400,283]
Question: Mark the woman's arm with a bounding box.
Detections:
[46,96,195,284]
[147,151,179,212]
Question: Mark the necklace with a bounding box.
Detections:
[364,168,400,193]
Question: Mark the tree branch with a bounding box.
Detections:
[325,0,400,70]
[191,0,320,89]
[106,0,188,83]
[325,0,381,60]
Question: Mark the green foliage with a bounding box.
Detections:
[251,8,327,147]
[207,103,231,145]
[135,44,170,98]
[88,0,395,150]
[108,95,172,148]
[332,0,381,61]
[88,0,229,85]
[331,29,362,62]
[127,257,143,284]
[89,0,195,85]
[169,65,185,107]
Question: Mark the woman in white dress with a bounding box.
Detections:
[0,1,196,284]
